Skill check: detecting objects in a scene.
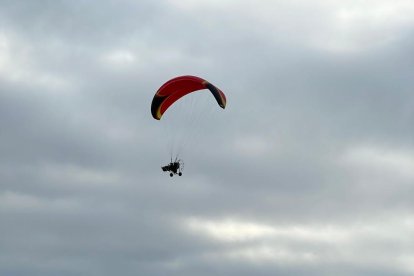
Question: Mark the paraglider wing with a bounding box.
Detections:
[151,75,226,120]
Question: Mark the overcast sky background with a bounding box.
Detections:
[1,0,414,275]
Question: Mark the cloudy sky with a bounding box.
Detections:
[1,0,414,275]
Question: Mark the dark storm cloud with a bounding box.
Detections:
[1,0,414,275]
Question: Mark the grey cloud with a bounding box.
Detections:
[1,0,414,275]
